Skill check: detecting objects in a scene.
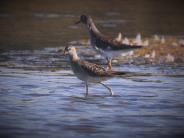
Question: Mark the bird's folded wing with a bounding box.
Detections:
[79,60,110,77]
[95,32,143,50]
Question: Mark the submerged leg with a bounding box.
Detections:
[106,57,112,71]
[85,82,89,97]
[99,82,113,96]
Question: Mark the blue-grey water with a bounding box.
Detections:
[0,47,184,138]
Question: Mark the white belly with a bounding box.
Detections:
[93,46,134,58]
[104,49,134,58]
[70,61,109,83]
[74,69,108,83]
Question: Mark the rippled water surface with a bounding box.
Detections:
[0,47,184,138]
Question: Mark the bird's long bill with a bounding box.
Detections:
[75,20,81,24]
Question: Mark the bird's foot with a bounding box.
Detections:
[107,59,112,71]
[109,90,114,96]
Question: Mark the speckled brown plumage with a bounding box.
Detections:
[63,46,133,97]
[76,14,142,51]
[76,15,143,71]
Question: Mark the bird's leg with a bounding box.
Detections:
[99,82,113,96]
[85,82,88,97]
[106,57,112,71]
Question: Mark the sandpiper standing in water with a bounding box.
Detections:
[75,14,143,71]
[63,46,131,97]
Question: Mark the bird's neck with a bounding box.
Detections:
[87,19,100,34]
[69,52,80,62]
[87,19,102,49]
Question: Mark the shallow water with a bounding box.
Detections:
[0,48,184,138]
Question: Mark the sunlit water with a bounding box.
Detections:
[0,47,184,138]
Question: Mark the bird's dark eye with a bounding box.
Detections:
[65,46,70,51]
[80,15,88,24]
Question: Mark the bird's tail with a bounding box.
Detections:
[109,71,184,77]
[109,71,152,77]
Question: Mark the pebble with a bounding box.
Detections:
[142,40,149,46]
[122,37,129,45]
[166,54,175,62]
[179,39,184,46]
[115,32,122,42]
[161,36,165,44]
[153,35,160,41]
[134,33,142,45]
[145,54,150,58]
[151,50,156,59]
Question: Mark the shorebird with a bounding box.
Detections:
[75,14,143,71]
[63,46,130,97]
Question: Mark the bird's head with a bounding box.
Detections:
[63,46,79,61]
[63,46,77,56]
[75,14,88,24]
